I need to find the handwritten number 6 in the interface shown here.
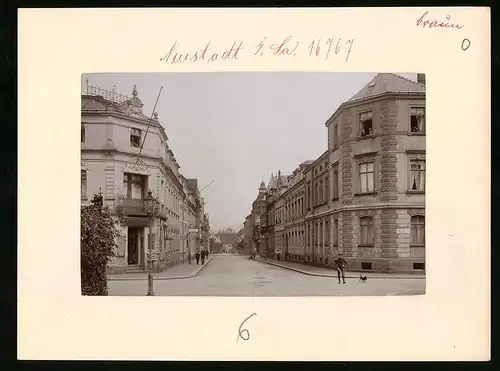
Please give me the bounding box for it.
[237,313,257,343]
[461,38,470,51]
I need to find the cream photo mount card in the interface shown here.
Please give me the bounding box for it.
[18,7,490,361]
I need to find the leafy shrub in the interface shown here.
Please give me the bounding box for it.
[81,193,118,295]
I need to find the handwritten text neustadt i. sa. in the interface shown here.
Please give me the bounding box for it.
[160,36,355,65]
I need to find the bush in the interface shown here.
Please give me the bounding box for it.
[81,193,119,295]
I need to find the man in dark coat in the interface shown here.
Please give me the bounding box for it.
[195,250,200,265]
[334,253,347,284]
[201,250,206,265]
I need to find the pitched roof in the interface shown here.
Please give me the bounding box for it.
[347,73,425,103]
[325,74,425,128]
[267,173,290,190]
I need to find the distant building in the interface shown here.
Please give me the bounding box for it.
[243,214,253,255]
[215,230,238,253]
[282,162,310,261]
[233,228,245,253]
[304,150,330,265]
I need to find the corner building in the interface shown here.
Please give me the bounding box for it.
[325,73,426,272]
[81,84,208,274]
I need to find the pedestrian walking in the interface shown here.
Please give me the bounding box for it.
[201,250,206,265]
[195,250,200,265]
[334,253,347,284]
[188,252,192,264]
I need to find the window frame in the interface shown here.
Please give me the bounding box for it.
[332,163,339,200]
[410,215,425,247]
[409,106,426,135]
[407,152,426,194]
[81,122,86,143]
[356,158,376,194]
[81,170,87,200]
[333,123,339,149]
[333,218,339,247]
[359,216,374,247]
[359,110,374,138]
[130,127,142,148]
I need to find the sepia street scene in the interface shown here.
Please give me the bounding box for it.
[81,72,426,297]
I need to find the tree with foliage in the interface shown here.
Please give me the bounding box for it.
[81,192,119,295]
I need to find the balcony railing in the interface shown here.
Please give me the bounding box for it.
[117,198,146,215]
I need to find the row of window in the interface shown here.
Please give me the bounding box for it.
[81,123,144,149]
[301,215,425,247]
[328,106,426,149]
[264,157,425,226]
[265,214,425,249]
[305,157,426,205]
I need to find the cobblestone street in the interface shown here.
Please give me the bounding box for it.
[108,254,425,296]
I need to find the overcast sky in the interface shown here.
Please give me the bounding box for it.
[83,72,416,231]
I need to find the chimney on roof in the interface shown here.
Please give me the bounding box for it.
[417,74,426,85]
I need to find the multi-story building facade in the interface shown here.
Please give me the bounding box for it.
[282,162,311,262]
[232,228,245,253]
[201,213,210,252]
[251,181,267,256]
[81,84,209,274]
[262,185,275,258]
[324,73,426,272]
[256,172,290,259]
[304,150,331,266]
[243,214,253,255]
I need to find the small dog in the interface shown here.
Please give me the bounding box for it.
[359,274,368,283]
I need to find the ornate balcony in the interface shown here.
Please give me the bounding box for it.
[117,198,146,215]
[115,197,170,220]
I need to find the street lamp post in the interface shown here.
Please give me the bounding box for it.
[144,190,156,297]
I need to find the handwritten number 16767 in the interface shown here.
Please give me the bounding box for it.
[309,38,354,62]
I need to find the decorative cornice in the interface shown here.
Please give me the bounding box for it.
[354,151,378,159]
[407,209,425,217]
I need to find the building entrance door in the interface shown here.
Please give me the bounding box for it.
[127,228,139,265]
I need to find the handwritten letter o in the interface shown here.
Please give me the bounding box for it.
[461,38,471,51]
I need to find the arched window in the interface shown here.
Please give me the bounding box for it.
[411,215,425,245]
[359,216,374,246]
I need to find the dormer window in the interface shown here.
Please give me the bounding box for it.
[130,128,142,148]
[359,111,373,137]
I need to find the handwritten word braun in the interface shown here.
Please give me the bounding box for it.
[160,41,244,64]
[255,36,355,62]
[416,11,464,29]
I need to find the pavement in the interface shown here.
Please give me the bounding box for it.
[107,254,426,296]
[107,255,213,281]
[254,257,426,280]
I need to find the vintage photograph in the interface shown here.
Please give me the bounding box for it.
[81,72,426,297]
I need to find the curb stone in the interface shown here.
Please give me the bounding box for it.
[254,258,425,280]
[108,256,213,281]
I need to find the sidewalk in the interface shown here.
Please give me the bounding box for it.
[254,258,425,280]
[108,256,213,281]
